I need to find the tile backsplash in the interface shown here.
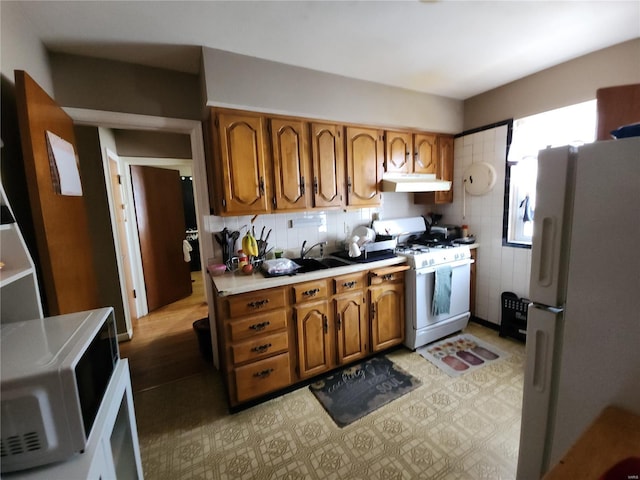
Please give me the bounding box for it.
[204,192,429,262]
[438,124,532,325]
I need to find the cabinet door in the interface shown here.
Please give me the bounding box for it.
[369,283,405,352]
[345,126,383,206]
[435,135,454,204]
[310,122,344,208]
[385,130,412,173]
[270,118,311,211]
[295,300,333,379]
[334,292,368,365]
[413,133,438,174]
[218,111,270,214]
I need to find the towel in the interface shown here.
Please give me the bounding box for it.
[183,239,193,262]
[432,265,452,316]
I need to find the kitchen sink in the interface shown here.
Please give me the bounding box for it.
[291,256,353,273]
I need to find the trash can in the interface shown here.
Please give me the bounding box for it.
[193,317,213,363]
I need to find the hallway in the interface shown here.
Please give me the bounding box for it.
[119,271,212,393]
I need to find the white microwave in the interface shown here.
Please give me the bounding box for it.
[0,307,119,473]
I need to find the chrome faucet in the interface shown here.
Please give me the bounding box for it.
[300,240,327,259]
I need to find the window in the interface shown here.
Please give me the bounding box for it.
[503,100,597,247]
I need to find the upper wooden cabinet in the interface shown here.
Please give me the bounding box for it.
[345,126,384,207]
[310,122,345,208]
[434,135,454,203]
[414,134,455,205]
[385,131,437,174]
[269,118,311,211]
[385,130,412,173]
[413,133,438,174]
[212,110,271,215]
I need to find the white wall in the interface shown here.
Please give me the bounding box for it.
[204,193,430,264]
[202,47,463,133]
[438,125,532,325]
[0,1,53,92]
[464,39,640,130]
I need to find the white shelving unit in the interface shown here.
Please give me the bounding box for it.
[0,182,43,322]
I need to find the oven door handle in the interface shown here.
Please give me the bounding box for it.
[415,258,472,275]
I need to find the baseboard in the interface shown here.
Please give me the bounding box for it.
[470,316,500,332]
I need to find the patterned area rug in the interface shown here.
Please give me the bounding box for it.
[417,333,510,377]
[309,356,422,427]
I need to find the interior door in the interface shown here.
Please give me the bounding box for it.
[130,165,191,312]
[14,70,100,315]
[107,152,137,321]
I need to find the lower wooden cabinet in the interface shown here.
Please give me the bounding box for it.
[214,264,407,407]
[334,291,368,365]
[369,266,408,352]
[294,299,333,379]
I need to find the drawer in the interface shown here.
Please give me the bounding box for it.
[231,331,289,364]
[369,265,410,285]
[234,352,291,402]
[292,279,328,303]
[227,287,286,318]
[333,272,366,294]
[228,309,287,342]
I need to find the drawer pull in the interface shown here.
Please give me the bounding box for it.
[248,299,270,309]
[342,281,357,289]
[253,368,274,378]
[251,343,272,353]
[382,274,393,281]
[302,288,320,297]
[249,321,271,331]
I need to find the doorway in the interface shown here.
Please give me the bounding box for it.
[67,108,216,362]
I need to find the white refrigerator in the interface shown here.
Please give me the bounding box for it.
[516,137,640,479]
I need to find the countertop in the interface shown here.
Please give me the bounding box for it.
[211,255,407,296]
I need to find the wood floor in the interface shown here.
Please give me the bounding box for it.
[119,271,212,393]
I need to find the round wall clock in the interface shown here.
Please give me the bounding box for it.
[463,162,497,195]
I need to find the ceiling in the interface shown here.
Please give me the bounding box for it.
[10,1,640,100]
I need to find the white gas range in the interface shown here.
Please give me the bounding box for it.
[372,217,473,349]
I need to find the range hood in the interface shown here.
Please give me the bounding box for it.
[381,173,451,193]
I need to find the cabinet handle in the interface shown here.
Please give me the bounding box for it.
[251,343,272,353]
[300,175,306,195]
[382,274,393,281]
[259,177,265,195]
[249,321,271,331]
[336,313,341,330]
[302,288,320,297]
[347,176,352,193]
[248,299,270,309]
[342,281,357,289]
[253,368,274,378]
[323,315,328,333]
[313,176,318,195]
[370,304,376,320]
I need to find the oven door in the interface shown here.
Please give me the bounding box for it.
[409,259,471,329]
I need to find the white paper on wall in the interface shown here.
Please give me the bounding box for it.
[45,130,83,196]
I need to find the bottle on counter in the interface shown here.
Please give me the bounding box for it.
[461,224,469,238]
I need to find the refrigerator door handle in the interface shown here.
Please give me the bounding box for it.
[537,217,556,287]
[532,328,548,392]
